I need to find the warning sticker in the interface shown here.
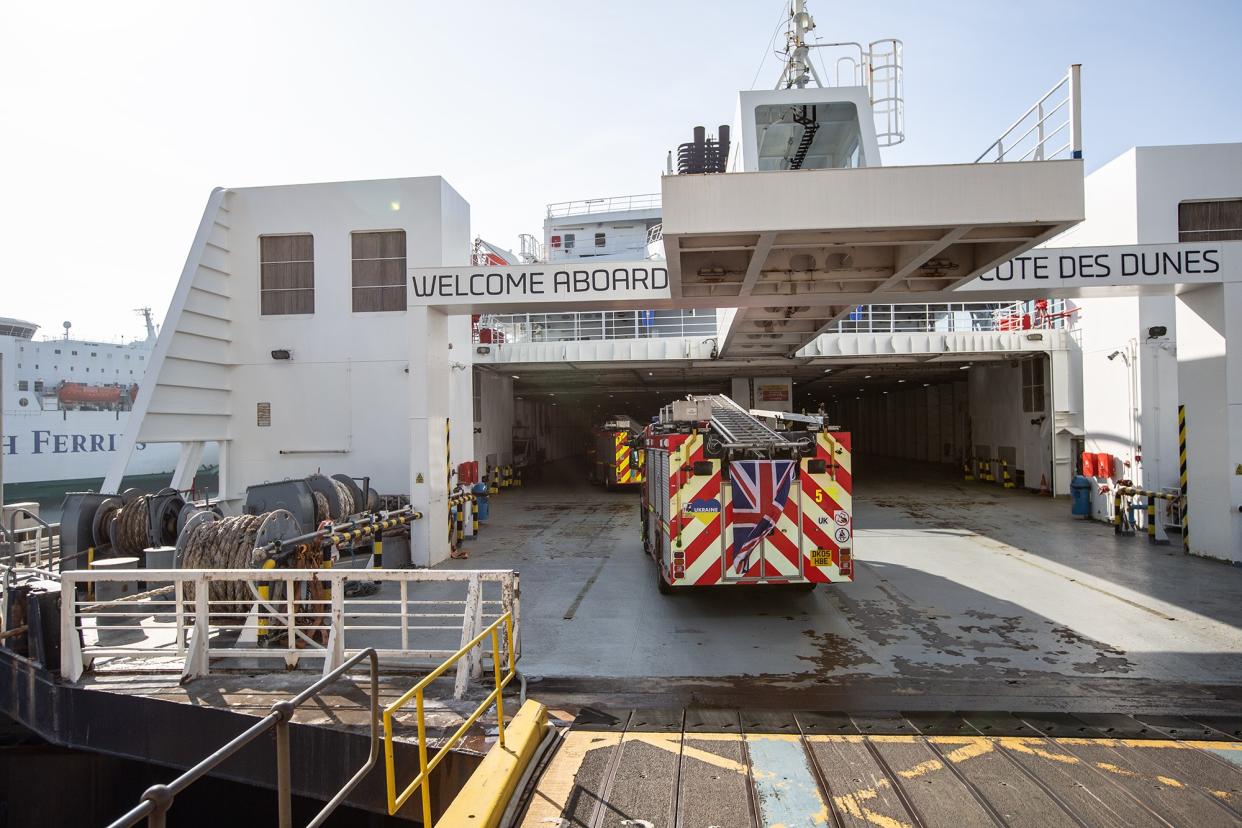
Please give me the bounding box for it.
[834,510,849,527]
[834,526,852,544]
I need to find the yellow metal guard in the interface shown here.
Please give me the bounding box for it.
[383,611,516,824]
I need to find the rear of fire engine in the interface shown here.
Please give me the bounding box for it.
[639,395,853,593]
[592,415,646,488]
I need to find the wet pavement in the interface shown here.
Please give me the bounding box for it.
[440,458,1242,715]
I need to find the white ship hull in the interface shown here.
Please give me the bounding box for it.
[2,407,193,487]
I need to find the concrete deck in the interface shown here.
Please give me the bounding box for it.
[442,458,1242,715]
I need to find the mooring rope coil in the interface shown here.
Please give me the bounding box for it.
[112,495,152,557]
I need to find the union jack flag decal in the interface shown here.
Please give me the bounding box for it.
[730,460,796,574]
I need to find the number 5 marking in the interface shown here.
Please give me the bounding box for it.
[814,488,823,503]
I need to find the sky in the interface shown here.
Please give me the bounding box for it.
[1,0,1240,342]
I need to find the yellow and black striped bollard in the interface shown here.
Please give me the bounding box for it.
[963,458,974,482]
[1179,404,1188,554]
[1001,460,1015,489]
[472,496,480,535]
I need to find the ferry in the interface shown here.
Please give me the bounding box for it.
[0,309,214,500]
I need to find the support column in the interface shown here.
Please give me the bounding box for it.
[169,441,205,492]
[409,307,451,567]
[1138,295,1180,493]
[1175,283,1242,563]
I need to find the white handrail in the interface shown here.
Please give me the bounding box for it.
[976,64,1081,163]
[546,193,661,218]
[59,567,520,698]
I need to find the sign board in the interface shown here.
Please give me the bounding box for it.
[959,243,1232,291]
[752,377,793,412]
[409,261,672,308]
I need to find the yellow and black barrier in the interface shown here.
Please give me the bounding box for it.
[1111,486,1179,543]
[968,457,1016,489]
[962,458,974,482]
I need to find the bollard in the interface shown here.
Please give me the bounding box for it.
[963,458,974,482]
[1001,460,1015,489]
[1146,496,1156,543]
[472,497,480,535]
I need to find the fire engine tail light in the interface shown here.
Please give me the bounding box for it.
[840,548,853,576]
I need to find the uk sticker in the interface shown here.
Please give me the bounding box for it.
[833,510,849,527]
[834,526,852,544]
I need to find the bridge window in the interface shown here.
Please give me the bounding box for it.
[1179,199,1242,241]
[595,232,606,248]
[564,233,575,251]
[351,230,406,312]
[17,380,28,391]
[260,234,316,315]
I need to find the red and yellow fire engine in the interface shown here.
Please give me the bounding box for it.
[639,396,853,592]
[592,415,646,488]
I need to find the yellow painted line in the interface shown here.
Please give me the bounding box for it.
[436,700,547,828]
[1183,740,1242,751]
[628,732,750,776]
[999,738,1080,765]
[1156,775,1184,788]
[896,758,943,780]
[805,734,866,743]
[867,735,920,743]
[520,731,622,826]
[1095,761,1137,777]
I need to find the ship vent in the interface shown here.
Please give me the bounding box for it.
[676,125,730,175]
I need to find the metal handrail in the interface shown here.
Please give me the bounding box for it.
[546,193,661,218]
[107,647,380,828]
[975,64,1081,163]
[383,611,515,823]
[6,509,57,570]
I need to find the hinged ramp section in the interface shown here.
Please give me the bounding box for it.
[511,710,1242,826]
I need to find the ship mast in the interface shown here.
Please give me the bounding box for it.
[777,1,822,89]
[135,306,157,342]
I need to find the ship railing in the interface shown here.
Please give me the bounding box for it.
[59,567,520,697]
[546,192,661,218]
[3,511,61,571]
[975,64,1082,163]
[475,309,718,344]
[826,300,1077,334]
[105,647,379,828]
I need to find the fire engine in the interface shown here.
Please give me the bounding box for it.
[591,415,646,488]
[639,395,854,593]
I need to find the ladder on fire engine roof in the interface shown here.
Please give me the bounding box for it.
[704,395,792,447]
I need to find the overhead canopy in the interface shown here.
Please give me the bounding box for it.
[661,159,1085,357]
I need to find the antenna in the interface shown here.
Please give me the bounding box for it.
[135,307,156,341]
[62,321,71,340]
[778,1,821,89]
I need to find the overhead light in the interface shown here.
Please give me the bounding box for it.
[511,374,520,379]
[648,371,654,376]
[959,365,970,370]
[864,375,872,379]
[823,368,833,373]
[897,379,905,383]
[389,201,401,211]
[923,383,930,387]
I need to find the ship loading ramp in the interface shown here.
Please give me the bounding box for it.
[463,706,1242,828]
